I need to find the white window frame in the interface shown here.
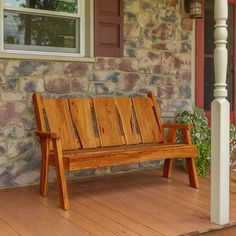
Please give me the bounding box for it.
[0,0,94,61]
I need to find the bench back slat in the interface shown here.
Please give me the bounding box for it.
[148,92,165,142]
[69,99,99,149]
[43,99,79,150]
[93,98,124,147]
[115,97,141,145]
[132,97,163,143]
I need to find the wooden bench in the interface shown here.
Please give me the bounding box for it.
[33,92,199,210]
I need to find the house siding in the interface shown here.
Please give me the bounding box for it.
[0,0,194,187]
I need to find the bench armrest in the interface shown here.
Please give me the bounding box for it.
[162,124,193,144]
[36,131,60,139]
[162,124,194,130]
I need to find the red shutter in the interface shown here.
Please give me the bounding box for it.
[94,0,123,57]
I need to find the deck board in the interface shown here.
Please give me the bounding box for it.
[0,168,236,236]
[0,218,20,236]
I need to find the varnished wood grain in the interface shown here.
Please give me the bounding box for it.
[69,99,98,148]
[22,187,139,236]
[33,92,198,210]
[0,218,19,236]
[39,137,50,196]
[132,97,163,143]
[43,99,78,150]
[93,98,124,147]
[0,189,91,236]
[163,125,176,178]
[72,177,207,234]
[52,138,69,210]
[148,92,165,141]
[0,169,236,236]
[115,97,141,144]
[32,92,46,131]
[65,144,197,171]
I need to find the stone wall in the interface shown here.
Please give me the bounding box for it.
[0,0,193,187]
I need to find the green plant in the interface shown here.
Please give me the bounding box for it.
[176,107,236,176]
[230,124,236,167]
[176,107,211,176]
[230,123,236,142]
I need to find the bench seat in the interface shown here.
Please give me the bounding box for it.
[48,143,197,171]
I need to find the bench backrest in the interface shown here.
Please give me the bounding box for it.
[33,92,165,150]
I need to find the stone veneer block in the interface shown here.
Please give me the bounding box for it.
[124,23,141,37]
[162,52,175,68]
[45,75,71,94]
[166,0,178,7]
[169,100,192,112]
[111,163,139,173]
[174,54,191,70]
[0,102,25,127]
[163,76,177,85]
[138,12,156,28]
[95,58,116,70]
[3,123,25,138]
[71,78,89,93]
[158,86,179,99]
[6,61,58,76]
[182,18,193,31]
[180,84,191,99]
[124,1,139,14]
[64,63,93,77]
[118,73,140,92]
[0,142,6,156]
[160,9,177,23]
[147,75,163,85]
[0,72,5,85]
[7,138,35,158]
[177,71,191,83]
[137,50,161,68]
[1,92,27,101]
[117,59,138,72]
[152,23,174,40]
[0,60,5,70]
[20,77,44,93]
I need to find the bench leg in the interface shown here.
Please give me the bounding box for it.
[40,139,50,197]
[163,159,173,178]
[52,139,69,210]
[186,157,199,188]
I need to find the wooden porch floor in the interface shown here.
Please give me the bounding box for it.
[1,168,236,236]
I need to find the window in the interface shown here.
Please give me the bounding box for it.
[0,0,123,60]
[0,0,94,58]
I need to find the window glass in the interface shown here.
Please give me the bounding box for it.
[204,57,214,111]
[4,12,79,52]
[5,0,78,14]
[204,1,214,55]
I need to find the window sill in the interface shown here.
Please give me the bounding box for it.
[0,51,95,63]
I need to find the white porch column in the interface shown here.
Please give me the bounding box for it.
[211,0,230,225]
